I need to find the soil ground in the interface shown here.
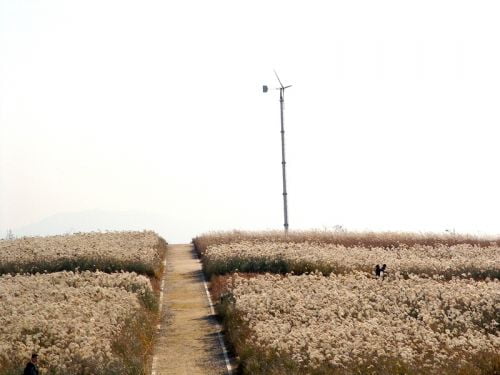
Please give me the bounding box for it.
[151,244,228,375]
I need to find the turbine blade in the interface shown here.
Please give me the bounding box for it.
[274,69,285,88]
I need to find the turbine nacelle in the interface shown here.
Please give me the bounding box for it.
[263,70,292,94]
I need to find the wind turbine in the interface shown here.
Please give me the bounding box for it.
[263,71,292,233]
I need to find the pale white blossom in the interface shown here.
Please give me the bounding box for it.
[226,272,499,373]
[0,231,162,275]
[0,271,153,373]
[205,241,500,278]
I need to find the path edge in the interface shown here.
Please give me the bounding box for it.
[200,260,233,375]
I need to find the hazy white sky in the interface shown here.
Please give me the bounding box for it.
[1,0,500,242]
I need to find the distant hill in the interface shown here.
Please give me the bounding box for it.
[7,209,177,240]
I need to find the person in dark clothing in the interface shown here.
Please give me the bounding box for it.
[23,353,39,375]
[374,264,381,278]
[380,264,387,279]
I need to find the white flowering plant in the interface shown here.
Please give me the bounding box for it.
[197,231,500,374]
[203,241,500,280]
[218,272,499,375]
[193,230,499,257]
[0,231,167,375]
[0,231,166,277]
[0,271,159,374]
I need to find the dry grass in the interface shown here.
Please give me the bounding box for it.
[199,231,500,374]
[115,236,166,375]
[215,273,500,375]
[110,236,166,375]
[0,233,168,375]
[0,232,168,277]
[209,273,260,304]
[0,272,161,375]
[202,241,500,279]
[193,230,500,257]
[110,292,159,375]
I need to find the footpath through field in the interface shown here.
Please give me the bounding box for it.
[151,244,230,375]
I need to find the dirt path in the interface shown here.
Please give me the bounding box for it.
[151,244,230,375]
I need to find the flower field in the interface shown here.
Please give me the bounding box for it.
[0,271,156,374]
[0,231,165,276]
[196,231,500,374]
[193,230,500,257]
[0,231,167,375]
[203,241,500,279]
[220,272,499,374]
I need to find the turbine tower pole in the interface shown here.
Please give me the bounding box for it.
[263,71,292,234]
[279,85,289,234]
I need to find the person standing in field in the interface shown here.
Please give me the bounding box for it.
[23,353,39,375]
[374,264,381,278]
[380,264,387,279]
